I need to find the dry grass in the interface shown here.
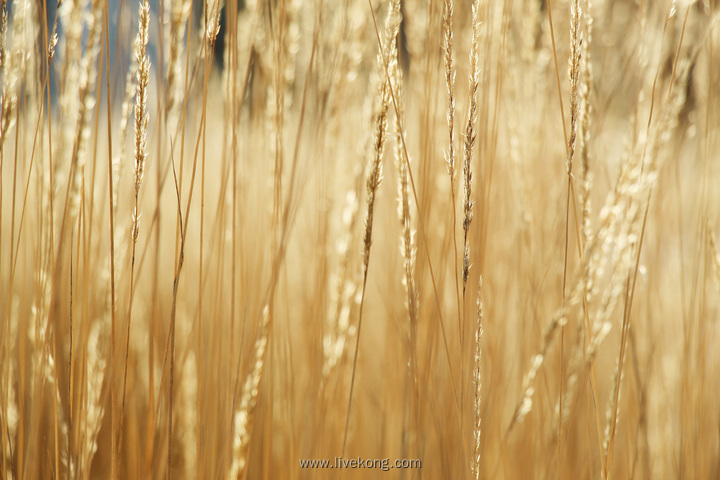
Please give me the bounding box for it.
[1,0,720,479]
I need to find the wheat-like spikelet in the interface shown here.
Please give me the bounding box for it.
[361,0,399,280]
[228,306,270,480]
[281,0,301,93]
[557,36,693,478]
[22,262,50,479]
[566,0,582,176]
[164,0,191,124]
[471,279,484,480]
[579,0,594,248]
[56,0,84,169]
[566,53,691,349]
[81,320,108,479]
[113,66,137,214]
[77,1,101,104]
[30,265,51,387]
[47,2,59,60]
[0,0,7,72]
[19,0,39,109]
[319,1,365,381]
[553,350,580,432]
[594,59,690,330]
[63,0,102,220]
[0,0,32,147]
[442,0,456,182]
[391,16,418,333]
[548,80,684,409]
[396,155,419,323]
[501,46,683,434]
[222,0,258,158]
[462,0,481,292]
[602,358,623,475]
[510,353,545,429]
[0,0,11,145]
[206,0,223,47]
[196,0,217,57]
[505,306,570,436]
[324,187,361,378]
[46,344,69,478]
[322,0,365,148]
[132,0,150,245]
[2,303,18,479]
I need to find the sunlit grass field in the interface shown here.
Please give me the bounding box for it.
[1,0,719,478]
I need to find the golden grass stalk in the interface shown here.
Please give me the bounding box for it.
[558,0,583,464]
[462,0,481,294]
[228,306,270,480]
[101,6,118,479]
[267,0,289,237]
[164,2,224,472]
[442,0,463,348]
[471,278,483,480]
[120,0,150,472]
[442,0,456,188]
[196,2,223,471]
[392,11,418,341]
[342,0,400,458]
[391,11,420,463]
[132,0,150,233]
[605,14,693,476]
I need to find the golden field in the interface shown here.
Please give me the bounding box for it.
[1,0,719,478]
